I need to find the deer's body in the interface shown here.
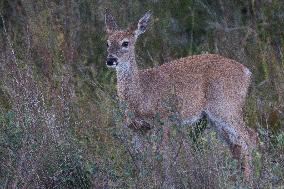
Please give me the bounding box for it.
[118,54,251,121]
[105,9,257,184]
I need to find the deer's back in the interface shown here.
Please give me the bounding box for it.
[137,54,251,118]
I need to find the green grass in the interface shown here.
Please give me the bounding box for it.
[0,0,284,188]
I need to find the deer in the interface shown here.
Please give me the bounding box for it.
[104,9,257,184]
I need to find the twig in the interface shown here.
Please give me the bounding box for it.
[189,4,195,55]
[0,13,23,87]
[1,14,18,66]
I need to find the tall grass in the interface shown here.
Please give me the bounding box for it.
[0,0,284,188]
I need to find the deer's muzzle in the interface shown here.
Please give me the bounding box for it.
[106,56,118,67]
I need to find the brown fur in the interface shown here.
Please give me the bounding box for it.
[105,10,257,183]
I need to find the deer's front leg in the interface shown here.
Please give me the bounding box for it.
[128,117,152,132]
[124,108,152,132]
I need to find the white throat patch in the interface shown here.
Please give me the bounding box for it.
[116,61,131,73]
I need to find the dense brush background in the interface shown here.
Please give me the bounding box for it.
[0,0,284,188]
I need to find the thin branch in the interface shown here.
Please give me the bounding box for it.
[1,14,18,66]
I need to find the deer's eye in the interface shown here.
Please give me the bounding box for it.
[122,41,129,48]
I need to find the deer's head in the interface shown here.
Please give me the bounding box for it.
[104,9,151,69]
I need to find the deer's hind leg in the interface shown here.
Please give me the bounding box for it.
[210,116,252,180]
[205,78,256,183]
[205,106,255,183]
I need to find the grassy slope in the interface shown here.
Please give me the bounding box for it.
[0,0,283,188]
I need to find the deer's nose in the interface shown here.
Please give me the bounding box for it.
[106,56,118,67]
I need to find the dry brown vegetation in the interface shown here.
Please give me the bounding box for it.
[0,0,283,188]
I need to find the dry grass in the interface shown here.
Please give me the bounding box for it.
[0,0,284,188]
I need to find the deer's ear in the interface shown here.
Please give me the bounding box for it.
[105,9,118,33]
[135,11,152,37]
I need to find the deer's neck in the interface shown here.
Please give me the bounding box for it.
[116,56,141,104]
